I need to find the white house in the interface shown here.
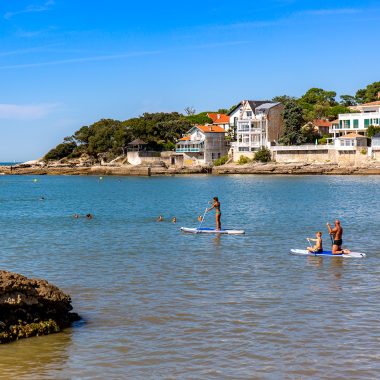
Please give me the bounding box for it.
[228,100,284,160]
[330,100,380,137]
[335,133,368,149]
[176,125,227,165]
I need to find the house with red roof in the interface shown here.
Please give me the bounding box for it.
[176,125,227,165]
[207,113,230,131]
[303,119,332,136]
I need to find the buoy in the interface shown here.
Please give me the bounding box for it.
[33,179,38,182]
[99,176,103,180]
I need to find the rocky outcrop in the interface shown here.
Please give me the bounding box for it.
[1,161,380,176]
[0,271,80,344]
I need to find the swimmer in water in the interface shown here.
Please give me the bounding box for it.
[172,217,177,223]
[157,215,163,222]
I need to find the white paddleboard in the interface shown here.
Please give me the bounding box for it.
[290,249,366,258]
[181,227,245,235]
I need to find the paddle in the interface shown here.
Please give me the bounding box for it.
[197,207,209,232]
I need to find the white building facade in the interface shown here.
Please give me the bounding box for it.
[176,125,227,165]
[228,100,284,160]
[330,101,380,137]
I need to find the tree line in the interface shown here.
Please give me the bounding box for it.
[276,81,380,145]
[45,82,380,159]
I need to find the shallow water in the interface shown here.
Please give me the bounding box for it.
[0,175,379,379]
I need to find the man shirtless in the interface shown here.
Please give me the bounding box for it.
[326,220,350,254]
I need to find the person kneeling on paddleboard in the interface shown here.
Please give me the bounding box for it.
[307,231,323,253]
[207,197,221,231]
[327,220,350,254]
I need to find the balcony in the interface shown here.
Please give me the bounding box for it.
[176,146,204,153]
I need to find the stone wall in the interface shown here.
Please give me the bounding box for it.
[273,147,372,166]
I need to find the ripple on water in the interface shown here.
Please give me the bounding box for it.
[0,175,379,379]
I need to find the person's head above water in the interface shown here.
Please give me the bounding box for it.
[335,220,340,226]
[213,196,218,202]
[316,231,322,237]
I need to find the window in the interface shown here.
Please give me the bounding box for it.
[353,119,359,128]
[339,120,343,129]
[343,120,350,128]
[364,119,370,127]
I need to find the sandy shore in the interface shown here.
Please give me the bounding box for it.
[1,162,380,176]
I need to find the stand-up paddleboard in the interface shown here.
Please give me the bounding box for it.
[290,249,366,258]
[181,227,245,235]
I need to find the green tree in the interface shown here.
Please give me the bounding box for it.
[44,142,77,160]
[279,100,305,145]
[300,88,337,106]
[272,95,297,107]
[367,125,380,138]
[301,123,319,144]
[326,105,353,120]
[355,81,380,103]
[340,95,357,107]
[184,112,213,125]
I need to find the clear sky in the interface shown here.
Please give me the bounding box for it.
[0,0,379,161]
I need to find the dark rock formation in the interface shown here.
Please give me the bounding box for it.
[0,270,80,344]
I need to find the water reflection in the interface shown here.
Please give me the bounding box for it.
[0,329,72,379]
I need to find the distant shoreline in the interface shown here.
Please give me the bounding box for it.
[2,162,380,176]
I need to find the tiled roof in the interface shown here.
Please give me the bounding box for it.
[207,113,230,124]
[227,100,273,116]
[361,100,380,106]
[197,125,226,133]
[179,136,191,141]
[331,119,339,124]
[338,133,367,139]
[313,119,332,127]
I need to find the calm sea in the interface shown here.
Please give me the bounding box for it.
[0,175,379,379]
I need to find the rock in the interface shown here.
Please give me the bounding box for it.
[0,270,80,344]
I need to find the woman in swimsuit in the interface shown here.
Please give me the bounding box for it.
[208,197,221,230]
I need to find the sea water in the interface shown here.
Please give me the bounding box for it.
[0,175,379,379]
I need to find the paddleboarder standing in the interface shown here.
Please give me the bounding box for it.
[208,197,221,230]
[327,220,350,254]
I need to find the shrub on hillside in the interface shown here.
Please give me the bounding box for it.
[237,155,251,165]
[254,148,272,163]
[213,155,228,166]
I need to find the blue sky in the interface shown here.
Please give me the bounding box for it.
[0,0,379,161]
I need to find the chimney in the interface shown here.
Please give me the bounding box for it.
[217,114,220,119]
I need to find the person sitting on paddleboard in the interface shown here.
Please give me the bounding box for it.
[307,231,323,253]
[327,220,350,254]
[207,196,221,230]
